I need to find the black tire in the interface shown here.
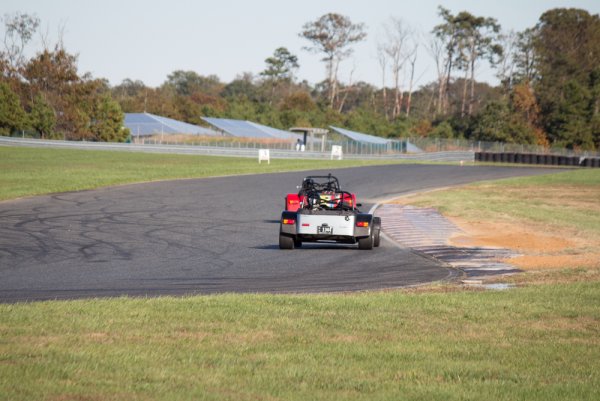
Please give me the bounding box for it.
[358,234,373,250]
[294,238,302,248]
[373,227,381,247]
[373,217,381,247]
[279,235,294,250]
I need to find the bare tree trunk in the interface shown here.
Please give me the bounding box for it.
[337,68,355,113]
[460,68,469,118]
[269,80,276,106]
[428,84,436,119]
[428,37,449,116]
[437,77,445,115]
[391,61,403,119]
[377,45,389,120]
[467,40,477,117]
[406,87,413,117]
[468,58,476,116]
[383,17,408,119]
[331,58,341,107]
[497,30,516,97]
[393,81,403,119]
[327,57,336,107]
[382,87,388,119]
[406,45,418,117]
[337,89,347,113]
[444,52,453,115]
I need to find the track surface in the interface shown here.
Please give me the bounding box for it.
[0,165,556,302]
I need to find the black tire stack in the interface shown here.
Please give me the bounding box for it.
[475,152,599,168]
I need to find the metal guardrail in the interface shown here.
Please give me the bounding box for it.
[0,137,474,162]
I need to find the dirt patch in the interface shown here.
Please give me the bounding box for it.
[447,217,600,270]
[448,219,576,252]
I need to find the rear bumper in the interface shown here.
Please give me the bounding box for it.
[280,231,370,243]
[296,234,361,243]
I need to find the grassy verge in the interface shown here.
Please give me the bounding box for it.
[0,146,405,201]
[1,281,599,401]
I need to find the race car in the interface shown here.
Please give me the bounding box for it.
[279,174,381,250]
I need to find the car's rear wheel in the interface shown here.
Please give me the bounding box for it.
[358,234,373,250]
[279,234,295,250]
[373,228,381,247]
[373,217,381,247]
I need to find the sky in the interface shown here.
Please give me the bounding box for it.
[2,0,599,89]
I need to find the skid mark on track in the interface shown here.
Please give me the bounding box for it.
[376,204,521,278]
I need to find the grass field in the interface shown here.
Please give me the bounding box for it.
[0,146,409,201]
[2,147,599,400]
[1,278,599,401]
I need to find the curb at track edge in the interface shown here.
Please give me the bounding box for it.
[368,202,464,286]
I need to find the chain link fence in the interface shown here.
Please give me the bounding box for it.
[133,134,599,158]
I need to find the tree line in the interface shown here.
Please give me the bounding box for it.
[1,7,599,150]
[0,13,127,141]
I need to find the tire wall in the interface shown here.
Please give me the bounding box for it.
[475,152,600,168]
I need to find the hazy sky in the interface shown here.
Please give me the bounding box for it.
[3,0,599,89]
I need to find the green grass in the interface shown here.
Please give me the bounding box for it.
[482,168,600,186]
[403,169,600,237]
[0,146,407,201]
[1,281,599,400]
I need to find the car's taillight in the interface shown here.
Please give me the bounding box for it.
[356,221,369,227]
[282,218,295,225]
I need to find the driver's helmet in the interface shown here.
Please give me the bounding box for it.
[320,192,341,209]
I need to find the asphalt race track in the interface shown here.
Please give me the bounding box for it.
[0,164,557,302]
